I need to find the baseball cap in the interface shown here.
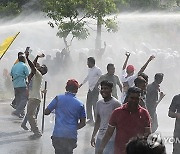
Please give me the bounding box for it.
[66,79,79,89]
[127,65,135,72]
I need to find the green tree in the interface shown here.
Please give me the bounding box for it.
[41,0,90,50]
[85,0,118,49]
[41,0,118,50]
[0,2,20,17]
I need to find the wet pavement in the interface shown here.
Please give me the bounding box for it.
[0,97,174,154]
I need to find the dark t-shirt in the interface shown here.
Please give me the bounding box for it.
[146,82,159,117]
[169,94,180,137]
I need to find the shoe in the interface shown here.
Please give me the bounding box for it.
[10,103,16,109]
[12,111,23,119]
[21,124,29,130]
[29,133,42,140]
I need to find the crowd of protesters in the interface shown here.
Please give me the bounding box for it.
[1,45,180,154]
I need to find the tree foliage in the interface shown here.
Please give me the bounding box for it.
[0,2,20,17]
[41,0,119,48]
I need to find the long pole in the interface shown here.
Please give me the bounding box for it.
[41,81,47,134]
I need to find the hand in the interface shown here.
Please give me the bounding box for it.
[125,51,130,57]
[41,89,47,94]
[90,137,96,147]
[38,53,45,58]
[149,55,155,61]
[159,92,165,100]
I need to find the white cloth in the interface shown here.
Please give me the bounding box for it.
[29,69,42,100]
[120,69,138,87]
[96,97,121,140]
[120,69,138,103]
[82,66,102,91]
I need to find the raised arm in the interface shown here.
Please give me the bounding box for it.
[25,51,36,76]
[122,52,130,70]
[138,55,155,75]
[33,53,45,66]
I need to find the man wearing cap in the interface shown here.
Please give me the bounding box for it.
[146,73,165,132]
[121,52,155,103]
[11,52,29,118]
[45,79,86,154]
[79,57,102,124]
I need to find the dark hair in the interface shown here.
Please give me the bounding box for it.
[88,57,95,65]
[139,73,148,83]
[40,64,48,75]
[18,52,23,56]
[100,80,113,89]
[18,55,25,62]
[134,76,146,86]
[155,73,164,81]
[107,63,114,70]
[126,136,166,154]
[127,87,141,97]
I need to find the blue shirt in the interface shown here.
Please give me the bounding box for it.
[47,92,86,140]
[10,62,29,88]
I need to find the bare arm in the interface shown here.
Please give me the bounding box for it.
[122,52,130,70]
[138,55,155,75]
[25,52,36,75]
[91,114,101,147]
[117,77,122,92]
[98,125,115,154]
[78,117,86,130]
[33,53,45,66]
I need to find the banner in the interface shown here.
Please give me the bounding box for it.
[0,32,20,60]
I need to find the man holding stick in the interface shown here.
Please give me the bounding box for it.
[24,50,48,139]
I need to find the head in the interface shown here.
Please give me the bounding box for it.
[127,87,141,108]
[139,72,149,84]
[65,79,79,94]
[134,76,147,91]
[107,63,115,75]
[38,64,48,75]
[56,51,61,58]
[18,54,26,63]
[87,57,95,68]
[126,136,166,154]
[154,73,164,84]
[100,80,113,99]
[126,65,135,75]
[18,52,23,57]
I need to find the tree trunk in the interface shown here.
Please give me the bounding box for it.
[95,16,102,50]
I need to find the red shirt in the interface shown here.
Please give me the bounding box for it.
[109,103,151,154]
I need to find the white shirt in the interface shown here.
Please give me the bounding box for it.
[120,69,138,87]
[82,66,102,91]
